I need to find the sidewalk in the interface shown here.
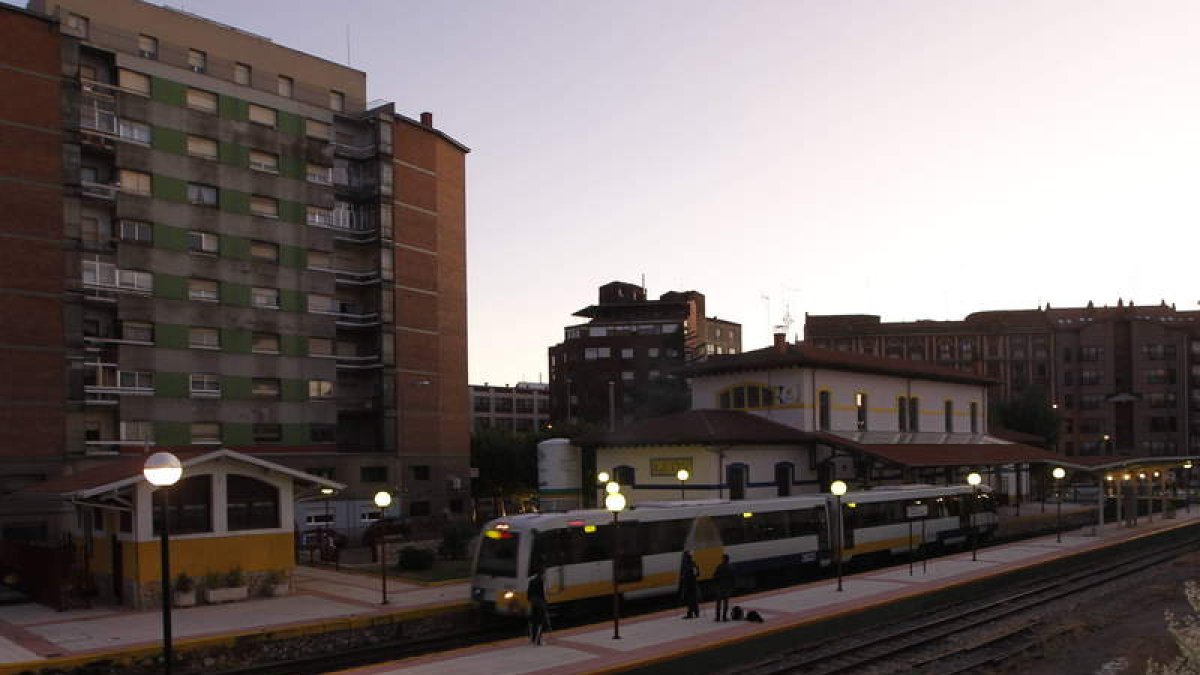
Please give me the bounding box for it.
[0,564,470,672]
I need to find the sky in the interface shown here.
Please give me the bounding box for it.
[23,1,1200,385]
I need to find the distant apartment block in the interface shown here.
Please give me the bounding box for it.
[549,281,741,427]
[806,300,1200,458]
[470,383,551,433]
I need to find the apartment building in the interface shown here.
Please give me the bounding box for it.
[806,301,1200,459]
[470,382,551,433]
[548,281,741,427]
[2,0,470,537]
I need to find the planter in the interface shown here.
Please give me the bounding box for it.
[268,583,289,597]
[173,590,196,608]
[204,586,248,604]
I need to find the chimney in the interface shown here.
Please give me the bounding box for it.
[420,111,433,127]
[773,332,787,353]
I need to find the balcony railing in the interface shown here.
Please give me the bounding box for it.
[336,353,384,370]
[334,311,381,328]
[334,142,378,160]
[81,181,118,200]
[334,268,382,286]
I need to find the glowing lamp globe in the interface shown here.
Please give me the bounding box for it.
[605,481,620,495]
[967,472,982,487]
[604,491,626,513]
[143,452,182,487]
[830,480,847,497]
[1052,467,1066,480]
[676,469,690,482]
[373,491,392,509]
[597,471,611,484]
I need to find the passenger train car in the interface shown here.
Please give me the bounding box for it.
[470,484,996,616]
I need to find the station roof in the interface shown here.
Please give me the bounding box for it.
[1054,455,1200,473]
[859,443,1063,468]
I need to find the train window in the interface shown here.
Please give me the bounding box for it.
[476,532,520,577]
[714,514,745,545]
[531,529,567,569]
[640,519,689,556]
[748,510,790,541]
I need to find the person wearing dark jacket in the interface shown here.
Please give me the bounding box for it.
[679,551,701,619]
[712,554,734,621]
[527,570,550,645]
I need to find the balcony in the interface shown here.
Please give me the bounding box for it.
[334,268,381,286]
[336,353,383,370]
[81,181,118,201]
[334,309,381,328]
[333,142,378,160]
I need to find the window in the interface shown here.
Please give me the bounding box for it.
[186,135,218,160]
[118,69,150,95]
[583,347,611,360]
[119,371,153,389]
[118,120,151,144]
[361,466,387,483]
[330,90,345,112]
[119,169,151,195]
[308,337,333,356]
[189,279,218,302]
[717,384,775,410]
[309,379,334,398]
[307,294,336,313]
[250,241,278,262]
[64,13,89,38]
[252,333,279,354]
[306,119,331,140]
[252,423,282,443]
[648,347,660,358]
[188,230,219,254]
[250,195,278,218]
[187,183,217,206]
[82,260,114,287]
[186,88,217,113]
[187,49,207,73]
[277,75,293,97]
[855,392,868,431]
[306,164,332,185]
[122,321,153,343]
[116,270,152,292]
[970,402,979,433]
[613,466,635,487]
[191,422,220,444]
[1080,346,1105,362]
[233,62,251,85]
[775,463,794,498]
[306,206,332,227]
[898,397,909,432]
[252,287,279,309]
[412,465,431,481]
[621,371,634,381]
[119,220,152,243]
[248,104,276,127]
[227,475,279,530]
[189,327,219,349]
[818,390,831,430]
[120,421,154,442]
[153,475,211,535]
[621,348,634,359]
[252,378,280,398]
[249,150,278,173]
[190,374,220,397]
[945,400,954,433]
[909,396,920,431]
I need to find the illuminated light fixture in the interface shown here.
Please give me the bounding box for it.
[847,502,857,509]
[373,491,392,509]
[583,524,597,533]
[967,472,982,487]
[1124,473,1132,480]
[1106,475,1114,481]
[1052,467,1066,480]
[1139,473,1147,480]
[597,471,611,483]
[1185,461,1194,469]
[605,481,620,495]
[1154,471,1160,478]
[502,590,515,600]
[495,522,510,530]
[830,480,847,497]
[143,452,182,487]
[741,512,753,519]
[567,520,586,527]
[484,530,501,539]
[676,469,690,482]
[320,487,334,496]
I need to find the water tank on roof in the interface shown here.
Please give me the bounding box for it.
[537,438,581,512]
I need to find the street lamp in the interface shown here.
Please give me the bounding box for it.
[373,490,392,605]
[605,489,627,640]
[1052,467,1066,543]
[144,451,182,675]
[676,469,690,500]
[1185,461,1193,514]
[830,480,847,592]
[967,472,982,561]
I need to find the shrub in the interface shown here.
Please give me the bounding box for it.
[174,573,195,593]
[262,569,285,586]
[202,571,224,589]
[225,566,245,588]
[397,546,435,571]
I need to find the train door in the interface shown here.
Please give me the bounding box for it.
[685,515,723,578]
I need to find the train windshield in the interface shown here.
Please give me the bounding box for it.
[476,532,520,577]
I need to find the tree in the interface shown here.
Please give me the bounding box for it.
[991,385,1061,448]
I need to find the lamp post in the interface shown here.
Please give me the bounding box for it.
[830,480,847,592]
[144,452,182,675]
[1052,467,1066,543]
[1140,473,1151,523]
[676,469,690,500]
[967,472,982,561]
[373,490,392,604]
[1185,461,1193,514]
[605,488,627,640]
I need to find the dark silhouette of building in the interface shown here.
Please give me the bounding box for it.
[548,281,740,428]
[805,300,1200,458]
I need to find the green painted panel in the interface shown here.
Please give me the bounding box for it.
[153,273,187,300]
[221,376,252,400]
[282,424,309,445]
[221,235,251,261]
[151,127,186,155]
[279,334,307,356]
[218,141,248,167]
[153,422,190,446]
[153,223,189,252]
[281,379,308,402]
[220,282,250,307]
[279,288,306,313]
[151,78,186,106]
[222,423,253,446]
[277,110,304,136]
[219,189,250,214]
[279,245,306,269]
[220,328,252,354]
[155,323,189,350]
[278,200,306,224]
[155,372,189,398]
[279,155,305,180]
[152,175,187,203]
[218,95,248,121]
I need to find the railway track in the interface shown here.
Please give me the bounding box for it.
[719,533,1200,675]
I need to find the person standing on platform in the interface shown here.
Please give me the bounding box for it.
[713,554,734,622]
[679,550,701,619]
[527,569,550,645]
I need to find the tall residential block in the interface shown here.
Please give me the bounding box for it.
[1,0,470,538]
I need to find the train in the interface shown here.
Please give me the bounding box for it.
[470,484,997,616]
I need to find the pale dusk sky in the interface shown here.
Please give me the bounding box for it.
[24,1,1200,384]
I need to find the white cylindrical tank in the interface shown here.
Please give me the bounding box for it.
[537,438,582,512]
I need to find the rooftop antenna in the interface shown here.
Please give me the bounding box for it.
[640,273,646,293]
[345,24,351,66]
[775,303,795,342]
